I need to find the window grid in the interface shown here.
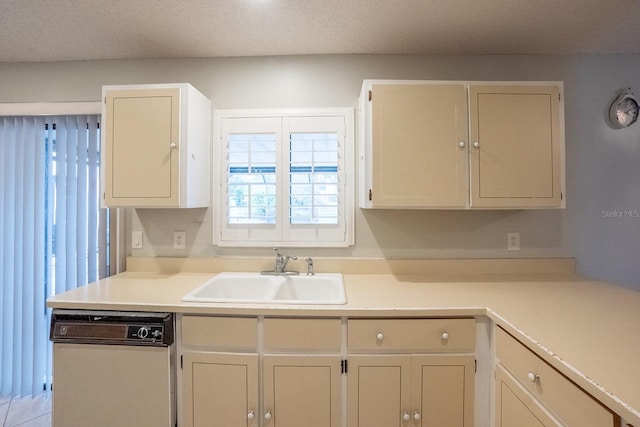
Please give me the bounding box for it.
[289,132,340,225]
[227,133,277,224]
[215,110,353,247]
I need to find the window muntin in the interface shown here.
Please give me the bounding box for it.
[215,110,354,247]
[289,132,339,225]
[227,133,277,224]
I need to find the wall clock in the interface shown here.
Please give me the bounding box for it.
[609,88,639,129]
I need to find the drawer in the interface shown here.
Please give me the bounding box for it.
[495,364,561,426]
[496,327,616,427]
[263,318,341,352]
[347,318,475,352]
[181,316,257,349]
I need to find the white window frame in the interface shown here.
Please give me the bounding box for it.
[213,108,355,247]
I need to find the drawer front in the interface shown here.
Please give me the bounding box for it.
[348,318,475,352]
[181,316,257,349]
[495,364,561,427]
[263,318,342,352]
[496,327,615,427]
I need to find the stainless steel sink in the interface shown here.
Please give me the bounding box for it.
[181,272,346,305]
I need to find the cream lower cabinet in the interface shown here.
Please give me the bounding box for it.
[183,352,259,426]
[262,355,342,427]
[495,365,559,427]
[179,316,342,427]
[348,354,474,427]
[495,326,618,427]
[347,318,476,427]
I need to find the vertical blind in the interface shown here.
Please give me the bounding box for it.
[0,114,106,398]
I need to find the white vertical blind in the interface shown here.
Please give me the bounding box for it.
[0,114,105,398]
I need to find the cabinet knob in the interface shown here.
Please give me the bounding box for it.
[376,332,384,341]
[264,411,273,420]
[441,332,449,340]
[414,412,422,421]
[403,411,411,421]
[458,141,466,148]
[248,411,255,420]
[527,371,540,383]
[170,142,177,150]
[473,141,480,148]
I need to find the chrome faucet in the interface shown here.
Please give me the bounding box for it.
[306,257,314,276]
[261,248,299,276]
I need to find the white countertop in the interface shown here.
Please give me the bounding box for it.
[46,258,640,425]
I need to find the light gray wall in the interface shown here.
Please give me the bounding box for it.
[0,55,638,289]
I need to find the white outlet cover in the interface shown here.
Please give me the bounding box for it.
[174,231,186,250]
[507,232,520,251]
[132,231,143,249]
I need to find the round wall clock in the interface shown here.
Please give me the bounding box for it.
[609,88,639,129]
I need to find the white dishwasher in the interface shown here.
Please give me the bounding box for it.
[50,309,175,427]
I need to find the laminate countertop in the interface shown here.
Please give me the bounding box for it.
[47,258,640,425]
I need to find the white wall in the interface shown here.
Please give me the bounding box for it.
[0,54,638,289]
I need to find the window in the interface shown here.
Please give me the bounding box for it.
[214,110,354,247]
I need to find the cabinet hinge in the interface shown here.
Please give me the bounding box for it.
[368,189,372,201]
[561,192,563,201]
[475,359,477,373]
[368,90,372,102]
[341,359,348,374]
[180,355,183,370]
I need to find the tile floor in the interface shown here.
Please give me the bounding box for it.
[0,392,51,427]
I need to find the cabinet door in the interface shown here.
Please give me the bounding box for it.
[182,352,259,427]
[104,87,180,206]
[370,84,468,208]
[263,355,342,427]
[347,355,412,427]
[495,365,561,427]
[469,85,563,208]
[412,355,475,427]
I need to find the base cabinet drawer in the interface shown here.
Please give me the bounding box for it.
[348,318,475,352]
[264,318,341,352]
[495,327,617,427]
[181,316,257,349]
[496,365,561,427]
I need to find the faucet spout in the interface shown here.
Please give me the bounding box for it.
[261,248,299,276]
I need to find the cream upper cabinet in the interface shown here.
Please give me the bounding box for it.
[102,83,211,208]
[360,83,469,208]
[359,80,565,209]
[469,85,563,208]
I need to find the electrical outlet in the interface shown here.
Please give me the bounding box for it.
[507,232,520,251]
[173,231,186,250]
[132,231,143,249]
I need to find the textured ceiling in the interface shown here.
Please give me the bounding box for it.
[1,0,640,62]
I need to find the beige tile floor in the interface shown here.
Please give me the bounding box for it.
[0,392,51,427]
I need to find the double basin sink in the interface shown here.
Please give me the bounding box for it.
[182,272,346,305]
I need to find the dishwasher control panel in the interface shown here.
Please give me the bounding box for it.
[127,325,165,342]
[50,310,174,346]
